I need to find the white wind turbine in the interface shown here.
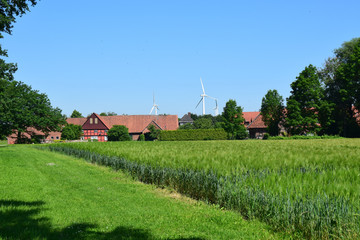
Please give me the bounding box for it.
[195,78,219,115]
[149,93,159,115]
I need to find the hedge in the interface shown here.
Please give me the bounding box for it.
[159,129,227,141]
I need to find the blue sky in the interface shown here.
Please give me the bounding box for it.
[2,0,360,117]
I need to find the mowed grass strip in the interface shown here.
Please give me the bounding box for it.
[0,146,286,240]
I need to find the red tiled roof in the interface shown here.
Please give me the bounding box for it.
[243,112,260,123]
[247,114,266,129]
[66,118,87,126]
[99,115,178,133]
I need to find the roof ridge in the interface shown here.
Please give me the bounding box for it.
[247,112,261,128]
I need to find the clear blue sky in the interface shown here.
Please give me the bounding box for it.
[3,0,360,117]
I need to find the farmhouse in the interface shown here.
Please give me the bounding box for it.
[243,112,267,139]
[7,113,179,143]
[179,112,194,126]
[69,113,179,141]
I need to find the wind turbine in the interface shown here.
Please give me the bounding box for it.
[195,78,218,115]
[149,93,159,115]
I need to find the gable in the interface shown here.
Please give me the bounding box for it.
[82,113,109,130]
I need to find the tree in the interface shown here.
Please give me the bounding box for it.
[145,124,161,141]
[0,80,66,141]
[221,99,247,139]
[107,125,131,141]
[193,118,213,129]
[260,89,284,136]
[285,65,323,135]
[61,124,82,140]
[70,110,83,118]
[100,112,117,116]
[319,38,360,137]
[0,1,37,82]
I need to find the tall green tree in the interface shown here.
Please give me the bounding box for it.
[70,110,83,118]
[285,65,323,135]
[260,89,284,136]
[319,38,360,137]
[0,80,66,141]
[222,99,247,139]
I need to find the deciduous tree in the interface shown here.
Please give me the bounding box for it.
[260,89,284,136]
[61,124,82,140]
[70,110,83,118]
[285,65,322,135]
[222,99,247,139]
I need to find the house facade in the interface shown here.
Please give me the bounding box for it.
[243,111,267,139]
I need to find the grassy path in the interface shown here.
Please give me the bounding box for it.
[0,146,287,239]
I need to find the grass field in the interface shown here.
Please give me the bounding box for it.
[44,139,360,239]
[0,145,287,240]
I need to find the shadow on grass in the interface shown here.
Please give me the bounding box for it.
[0,199,204,240]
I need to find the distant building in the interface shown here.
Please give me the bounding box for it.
[8,113,179,143]
[243,112,267,139]
[179,112,194,126]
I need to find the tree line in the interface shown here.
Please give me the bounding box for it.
[261,38,360,138]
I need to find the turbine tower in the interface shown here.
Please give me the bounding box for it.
[195,78,218,115]
[149,93,159,115]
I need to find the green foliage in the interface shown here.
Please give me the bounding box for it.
[138,134,145,141]
[260,89,284,136]
[70,109,83,118]
[222,99,247,139]
[0,1,37,82]
[159,129,227,141]
[319,38,360,137]
[263,133,270,140]
[100,111,117,116]
[0,80,66,140]
[285,65,323,135]
[178,123,194,130]
[61,124,82,140]
[107,125,131,141]
[145,124,161,141]
[193,118,213,129]
[43,139,360,239]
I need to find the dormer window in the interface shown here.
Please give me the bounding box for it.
[95,118,98,124]
[90,118,93,124]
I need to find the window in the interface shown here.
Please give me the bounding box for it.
[51,136,54,139]
[95,118,98,124]
[90,118,93,124]
[94,130,98,134]
[56,136,59,139]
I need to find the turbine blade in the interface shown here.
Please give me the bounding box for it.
[149,106,154,114]
[195,98,203,108]
[200,77,205,94]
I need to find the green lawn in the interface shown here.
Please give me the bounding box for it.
[0,145,287,240]
[0,140,7,145]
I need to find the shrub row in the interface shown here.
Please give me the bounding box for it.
[39,145,359,239]
[159,129,227,141]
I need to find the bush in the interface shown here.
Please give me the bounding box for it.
[159,129,227,141]
[138,134,145,141]
[263,133,270,140]
[107,125,131,141]
[61,124,82,140]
